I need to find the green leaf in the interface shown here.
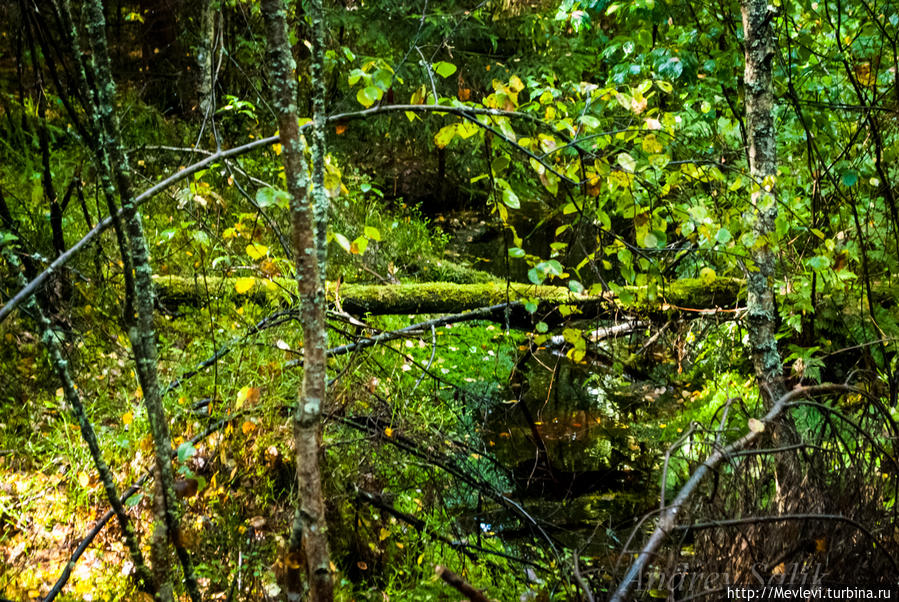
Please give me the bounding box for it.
[715,227,732,244]
[641,231,658,248]
[364,226,381,241]
[502,187,521,209]
[177,442,197,463]
[356,86,382,108]
[508,247,525,258]
[372,68,393,90]
[535,321,548,333]
[256,187,290,209]
[193,231,210,247]
[807,255,831,271]
[348,68,365,86]
[841,170,858,187]
[568,280,585,293]
[432,61,457,78]
[334,232,351,253]
[617,152,636,173]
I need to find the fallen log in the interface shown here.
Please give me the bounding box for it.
[152,274,744,319]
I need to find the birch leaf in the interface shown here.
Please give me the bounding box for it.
[246,243,269,260]
[234,277,256,293]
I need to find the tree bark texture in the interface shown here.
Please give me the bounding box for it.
[5,252,153,595]
[742,0,785,404]
[259,0,334,599]
[742,0,806,520]
[78,1,201,599]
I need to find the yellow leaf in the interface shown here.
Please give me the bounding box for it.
[246,243,269,260]
[235,386,261,409]
[379,527,390,541]
[417,553,425,566]
[78,472,90,488]
[273,143,282,155]
[241,421,256,435]
[234,277,256,294]
[384,427,393,438]
[122,412,133,426]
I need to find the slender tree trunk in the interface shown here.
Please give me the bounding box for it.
[742,0,804,517]
[742,0,784,403]
[77,1,201,600]
[741,0,779,364]
[260,0,334,599]
[192,0,217,117]
[4,250,154,595]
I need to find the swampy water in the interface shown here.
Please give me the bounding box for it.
[476,341,669,553]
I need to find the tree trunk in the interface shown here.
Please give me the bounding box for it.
[741,0,804,517]
[259,0,334,599]
[4,249,154,595]
[742,0,784,403]
[78,1,201,600]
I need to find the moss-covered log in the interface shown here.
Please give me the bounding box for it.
[153,274,743,318]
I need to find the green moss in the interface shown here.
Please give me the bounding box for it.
[620,277,744,311]
[152,275,748,318]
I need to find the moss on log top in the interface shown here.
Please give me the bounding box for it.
[153,274,743,317]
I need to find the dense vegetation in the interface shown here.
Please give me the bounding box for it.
[2,0,899,600]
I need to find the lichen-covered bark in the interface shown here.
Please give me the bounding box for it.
[742,0,802,518]
[78,1,200,600]
[260,0,334,599]
[5,251,153,594]
[190,0,217,117]
[742,0,786,404]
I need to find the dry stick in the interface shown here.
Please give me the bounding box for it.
[675,513,898,572]
[324,302,519,359]
[609,384,851,602]
[354,488,547,571]
[435,565,489,602]
[410,324,437,392]
[42,475,150,602]
[0,103,602,325]
[572,553,595,602]
[338,415,561,563]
